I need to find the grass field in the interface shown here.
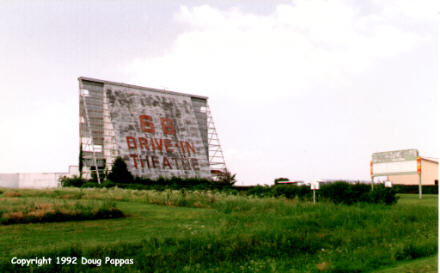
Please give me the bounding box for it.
[0,188,437,272]
[372,255,437,273]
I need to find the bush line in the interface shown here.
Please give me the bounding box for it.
[60,177,399,205]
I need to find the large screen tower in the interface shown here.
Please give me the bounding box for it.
[79,77,226,181]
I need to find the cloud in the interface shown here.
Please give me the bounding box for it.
[125,0,436,184]
[127,0,432,102]
[371,0,438,23]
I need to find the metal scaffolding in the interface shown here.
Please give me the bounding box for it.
[206,104,227,175]
[79,88,101,183]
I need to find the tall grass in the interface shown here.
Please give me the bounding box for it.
[2,187,266,209]
[0,188,436,272]
[0,197,123,224]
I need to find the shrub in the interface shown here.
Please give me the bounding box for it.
[319,182,398,205]
[80,181,101,188]
[60,175,236,191]
[59,176,86,187]
[320,182,350,204]
[368,184,399,205]
[100,180,117,188]
[320,182,370,205]
[272,185,297,199]
[393,185,438,194]
[108,157,134,183]
[350,183,371,201]
[296,185,312,200]
[216,170,237,186]
[246,185,272,197]
[243,182,398,205]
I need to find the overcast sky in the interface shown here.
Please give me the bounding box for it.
[0,0,438,185]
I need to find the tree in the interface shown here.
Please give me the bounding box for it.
[79,144,83,179]
[217,170,237,186]
[108,157,134,183]
[274,177,289,185]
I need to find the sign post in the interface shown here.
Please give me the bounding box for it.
[310,182,320,204]
[371,149,421,197]
[417,156,422,199]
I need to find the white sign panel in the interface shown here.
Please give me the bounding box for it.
[373,160,417,176]
[371,149,419,177]
[310,182,320,190]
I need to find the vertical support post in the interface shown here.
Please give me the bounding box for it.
[313,189,316,204]
[417,156,422,199]
[370,160,374,190]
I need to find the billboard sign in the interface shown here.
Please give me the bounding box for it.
[371,149,419,176]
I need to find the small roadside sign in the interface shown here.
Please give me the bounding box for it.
[310,181,320,204]
[310,182,320,190]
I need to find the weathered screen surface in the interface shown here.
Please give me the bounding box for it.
[104,83,210,178]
